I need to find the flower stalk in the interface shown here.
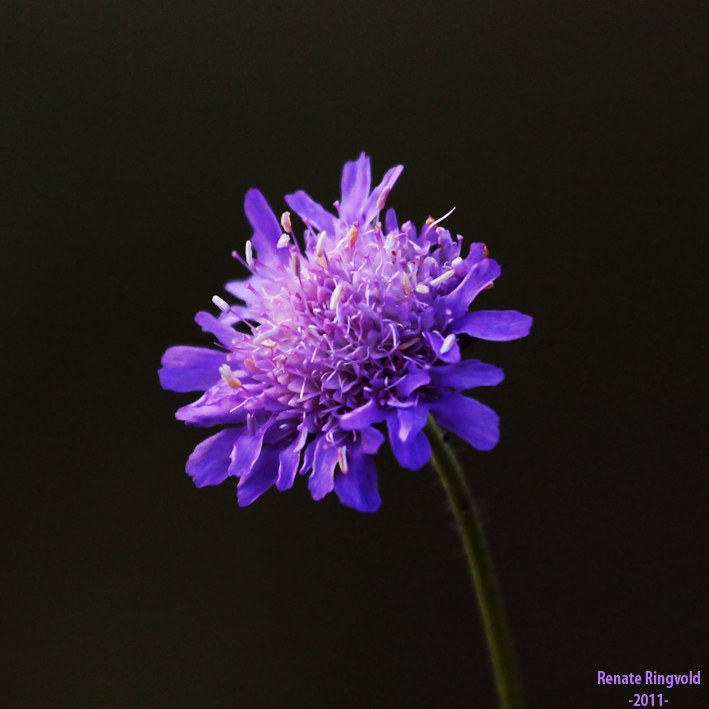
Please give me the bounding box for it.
[425,415,526,709]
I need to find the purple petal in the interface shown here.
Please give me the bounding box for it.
[338,399,387,430]
[237,444,279,506]
[176,386,246,427]
[385,208,399,235]
[362,164,404,224]
[396,371,431,398]
[442,258,501,316]
[430,392,499,451]
[276,427,307,491]
[194,312,236,348]
[285,190,336,236]
[427,331,461,364]
[397,404,430,443]
[159,346,227,392]
[299,438,316,475]
[186,428,243,488]
[228,424,267,478]
[431,359,504,390]
[339,153,371,224]
[453,310,533,341]
[308,435,339,500]
[334,449,381,512]
[386,416,432,470]
[359,426,385,454]
[244,189,288,265]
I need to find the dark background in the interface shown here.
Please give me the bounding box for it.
[1,1,707,707]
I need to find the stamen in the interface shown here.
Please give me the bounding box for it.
[415,284,429,294]
[212,295,229,312]
[316,231,327,258]
[219,364,243,389]
[376,187,390,212]
[253,326,279,345]
[261,339,278,348]
[440,334,457,354]
[347,225,358,246]
[277,233,290,248]
[329,282,345,310]
[245,240,254,269]
[428,206,456,229]
[430,269,456,286]
[281,211,292,233]
[402,272,411,296]
[337,446,348,474]
[244,358,258,373]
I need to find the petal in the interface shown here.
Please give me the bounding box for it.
[431,359,504,390]
[237,444,280,506]
[386,416,432,470]
[427,331,461,364]
[159,346,228,392]
[308,435,339,500]
[396,371,431,398]
[194,311,236,347]
[334,449,381,512]
[244,189,288,266]
[276,427,307,491]
[186,428,243,488]
[430,392,500,451]
[385,208,399,235]
[338,399,387,430]
[284,190,337,236]
[397,404,430,443]
[299,438,316,475]
[176,386,246,427]
[339,153,371,224]
[442,258,501,317]
[359,426,385,454]
[362,165,404,224]
[453,310,533,341]
[228,424,267,478]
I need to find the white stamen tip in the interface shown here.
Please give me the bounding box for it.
[277,233,290,248]
[415,284,430,294]
[337,446,349,474]
[316,231,327,258]
[280,211,292,233]
[430,269,456,287]
[212,295,229,312]
[329,282,345,310]
[451,257,464,269]
[219,364,243,389]
[245,240,254,269]
[402,273,411,296]
[440,334,457,354]
[253,326,279,345]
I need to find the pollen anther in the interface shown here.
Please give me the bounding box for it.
[430,269,455,286]
[219,364,243,389]
[277,233,290,248]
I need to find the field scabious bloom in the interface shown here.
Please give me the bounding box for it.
[159,154,532,512]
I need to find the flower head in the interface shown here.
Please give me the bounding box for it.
[159,154,532,512]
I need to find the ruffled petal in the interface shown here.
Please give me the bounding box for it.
[334,449,381,512]
[186,428,243,487]
[339,153,371,224]
[194,311,236,348]
[427,331,461,364]
[308,435,339,500]
[397,404,430,443]
[396,370,431,398]
[299,438,316,475]
[285,190,337,236]
[228,424,267,477]
[159,346,227,392]
[386,416,432,470]
[431,392,499,451]
[338,399,387,430]
[276,427,307,491]
[431,359,504,390]
[442,258,501,317]
[237,444,280,506]
[453,310,533,341]
[385,208,399,235]
[176,384,246,427]
[359,426,385,454]
[362,165,404,224]
[244,189,288,266]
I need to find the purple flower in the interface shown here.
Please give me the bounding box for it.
[159,154,532,512]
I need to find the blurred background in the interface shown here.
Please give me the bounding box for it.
[1,1,707,707]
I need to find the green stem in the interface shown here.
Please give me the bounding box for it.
[425,415,525,709]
